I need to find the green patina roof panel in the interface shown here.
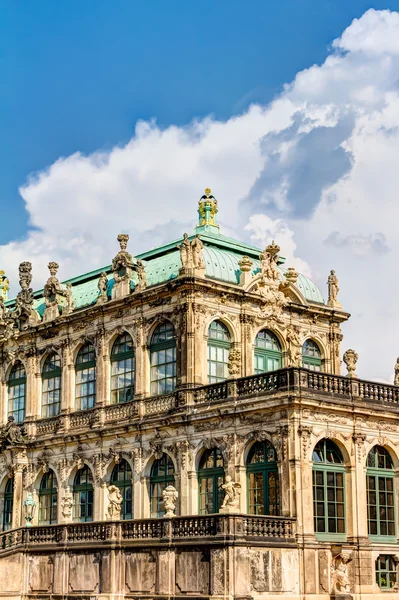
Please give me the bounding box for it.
[8,227,325,313]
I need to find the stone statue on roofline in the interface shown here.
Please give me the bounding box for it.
[134,259,147,292]
[13,262,40,330]
[112,234,134,300]
[394,358,399,386]
[96,272,109,304]
[177,233,205,277]
[327,269,342,308]
[43,262,70,322]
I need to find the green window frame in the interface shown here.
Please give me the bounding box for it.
[42,353,62,418]
[8,362,26,424]
[247,441,280,515]
[111,333,135,404]
[150,323,176,396]
[150,454,175,518]
[2,478,13,531]
[367,446,395,540]
[39,470,58,525]
[111,460,133,520]
[198,448,225,514]
[75,343,96,410]
[73,465,94,522]
[312,439,346,540]
[376,555,397,590]
[207,321,231,384]
[302,339,322,371]
[254,330,282,374]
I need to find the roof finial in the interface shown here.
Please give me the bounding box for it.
[197,188,219,231]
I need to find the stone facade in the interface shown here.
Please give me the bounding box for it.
[0,192,398,599]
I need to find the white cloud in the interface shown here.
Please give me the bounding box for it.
[2,9,399,381]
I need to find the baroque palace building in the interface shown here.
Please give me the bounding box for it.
[0,189,398,600]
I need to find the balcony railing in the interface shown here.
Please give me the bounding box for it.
[29,368,399,437]
[0,514,296,556]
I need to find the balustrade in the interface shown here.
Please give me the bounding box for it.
[194,381,228,404]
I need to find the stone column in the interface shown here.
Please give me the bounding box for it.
[12,463,24,529]
[61,341,73,413]
[95,328,106,406]
[192,303,207,385]
[187,470,198,515]
[240,314,255,377]
[351,434,368,541]
[133,321,145,399]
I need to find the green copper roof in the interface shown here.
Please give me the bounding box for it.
[7,221,325,314]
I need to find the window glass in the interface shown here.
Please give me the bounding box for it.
[376,555,397,589]
[302,340,322,371]
[312,439,346,536]
[367,446,395,538]
[73,466,93,522]
[8,362,26,423]
[247,441,279,515]
[207,321,231,384]
[111,460,133,520]
[75,343,96,410]
[111,334,135,404]
[150,323,176,395]
[42,353,62,418]
[39,470,58,525]
[198,448,224,514]
[150,454,175,518]
[2,478,14,531]
[254,330,282,374]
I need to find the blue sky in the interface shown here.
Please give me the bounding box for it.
[2,4,399,381]
[1,0,397,244]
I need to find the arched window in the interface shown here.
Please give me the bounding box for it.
[2,478,13,531]
[150,323,176,395]
[111,460,133,520]
[367,446,395,539]
[312,439,345,538]
[111,333,135,404]
[8,362,26,423]
[207,321,231,383]
[39,470,58,525]
[73,466,94,522]
[150,454,175,518]
[75,343,96,410]
[198,448,224,514]
[302,340,322,371]
[42,353,62,418]
[247,441,279,515]
[254,330,282,374]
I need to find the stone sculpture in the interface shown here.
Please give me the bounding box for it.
[284,267,299,284]
[343,349,358,378]
[177,233,205,274]
[107,485,123,519]
[0,416,27,449]
[331,551,352,595]
[97,272,108,303]
[162,485,178,517]
[61,487,73,520]
[394,357,399,386]
[260,241,280,283]
[286,326,302,367]
[13,262,40,330]
[327,269,342,308]
[177,233,192,269]
[112,234,134,299]
[220,476,241,513]
[44,262,63,308]
[135,259,147,291]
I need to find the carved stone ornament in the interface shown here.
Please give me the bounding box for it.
[61,487,73,520]
[162,485,178,517]
[343,349,358,378]
[298,425,313,458]
[134,259,147,292]
[228,348,241,377]
[250,240,288,322]
[107,485,123,520]
[331,551,352,595]
[219,476,241,514]
[284,267,299,284]
[111,234,134,299]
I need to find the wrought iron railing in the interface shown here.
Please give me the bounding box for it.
[0,514,296,555]
[30,367,399,437]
